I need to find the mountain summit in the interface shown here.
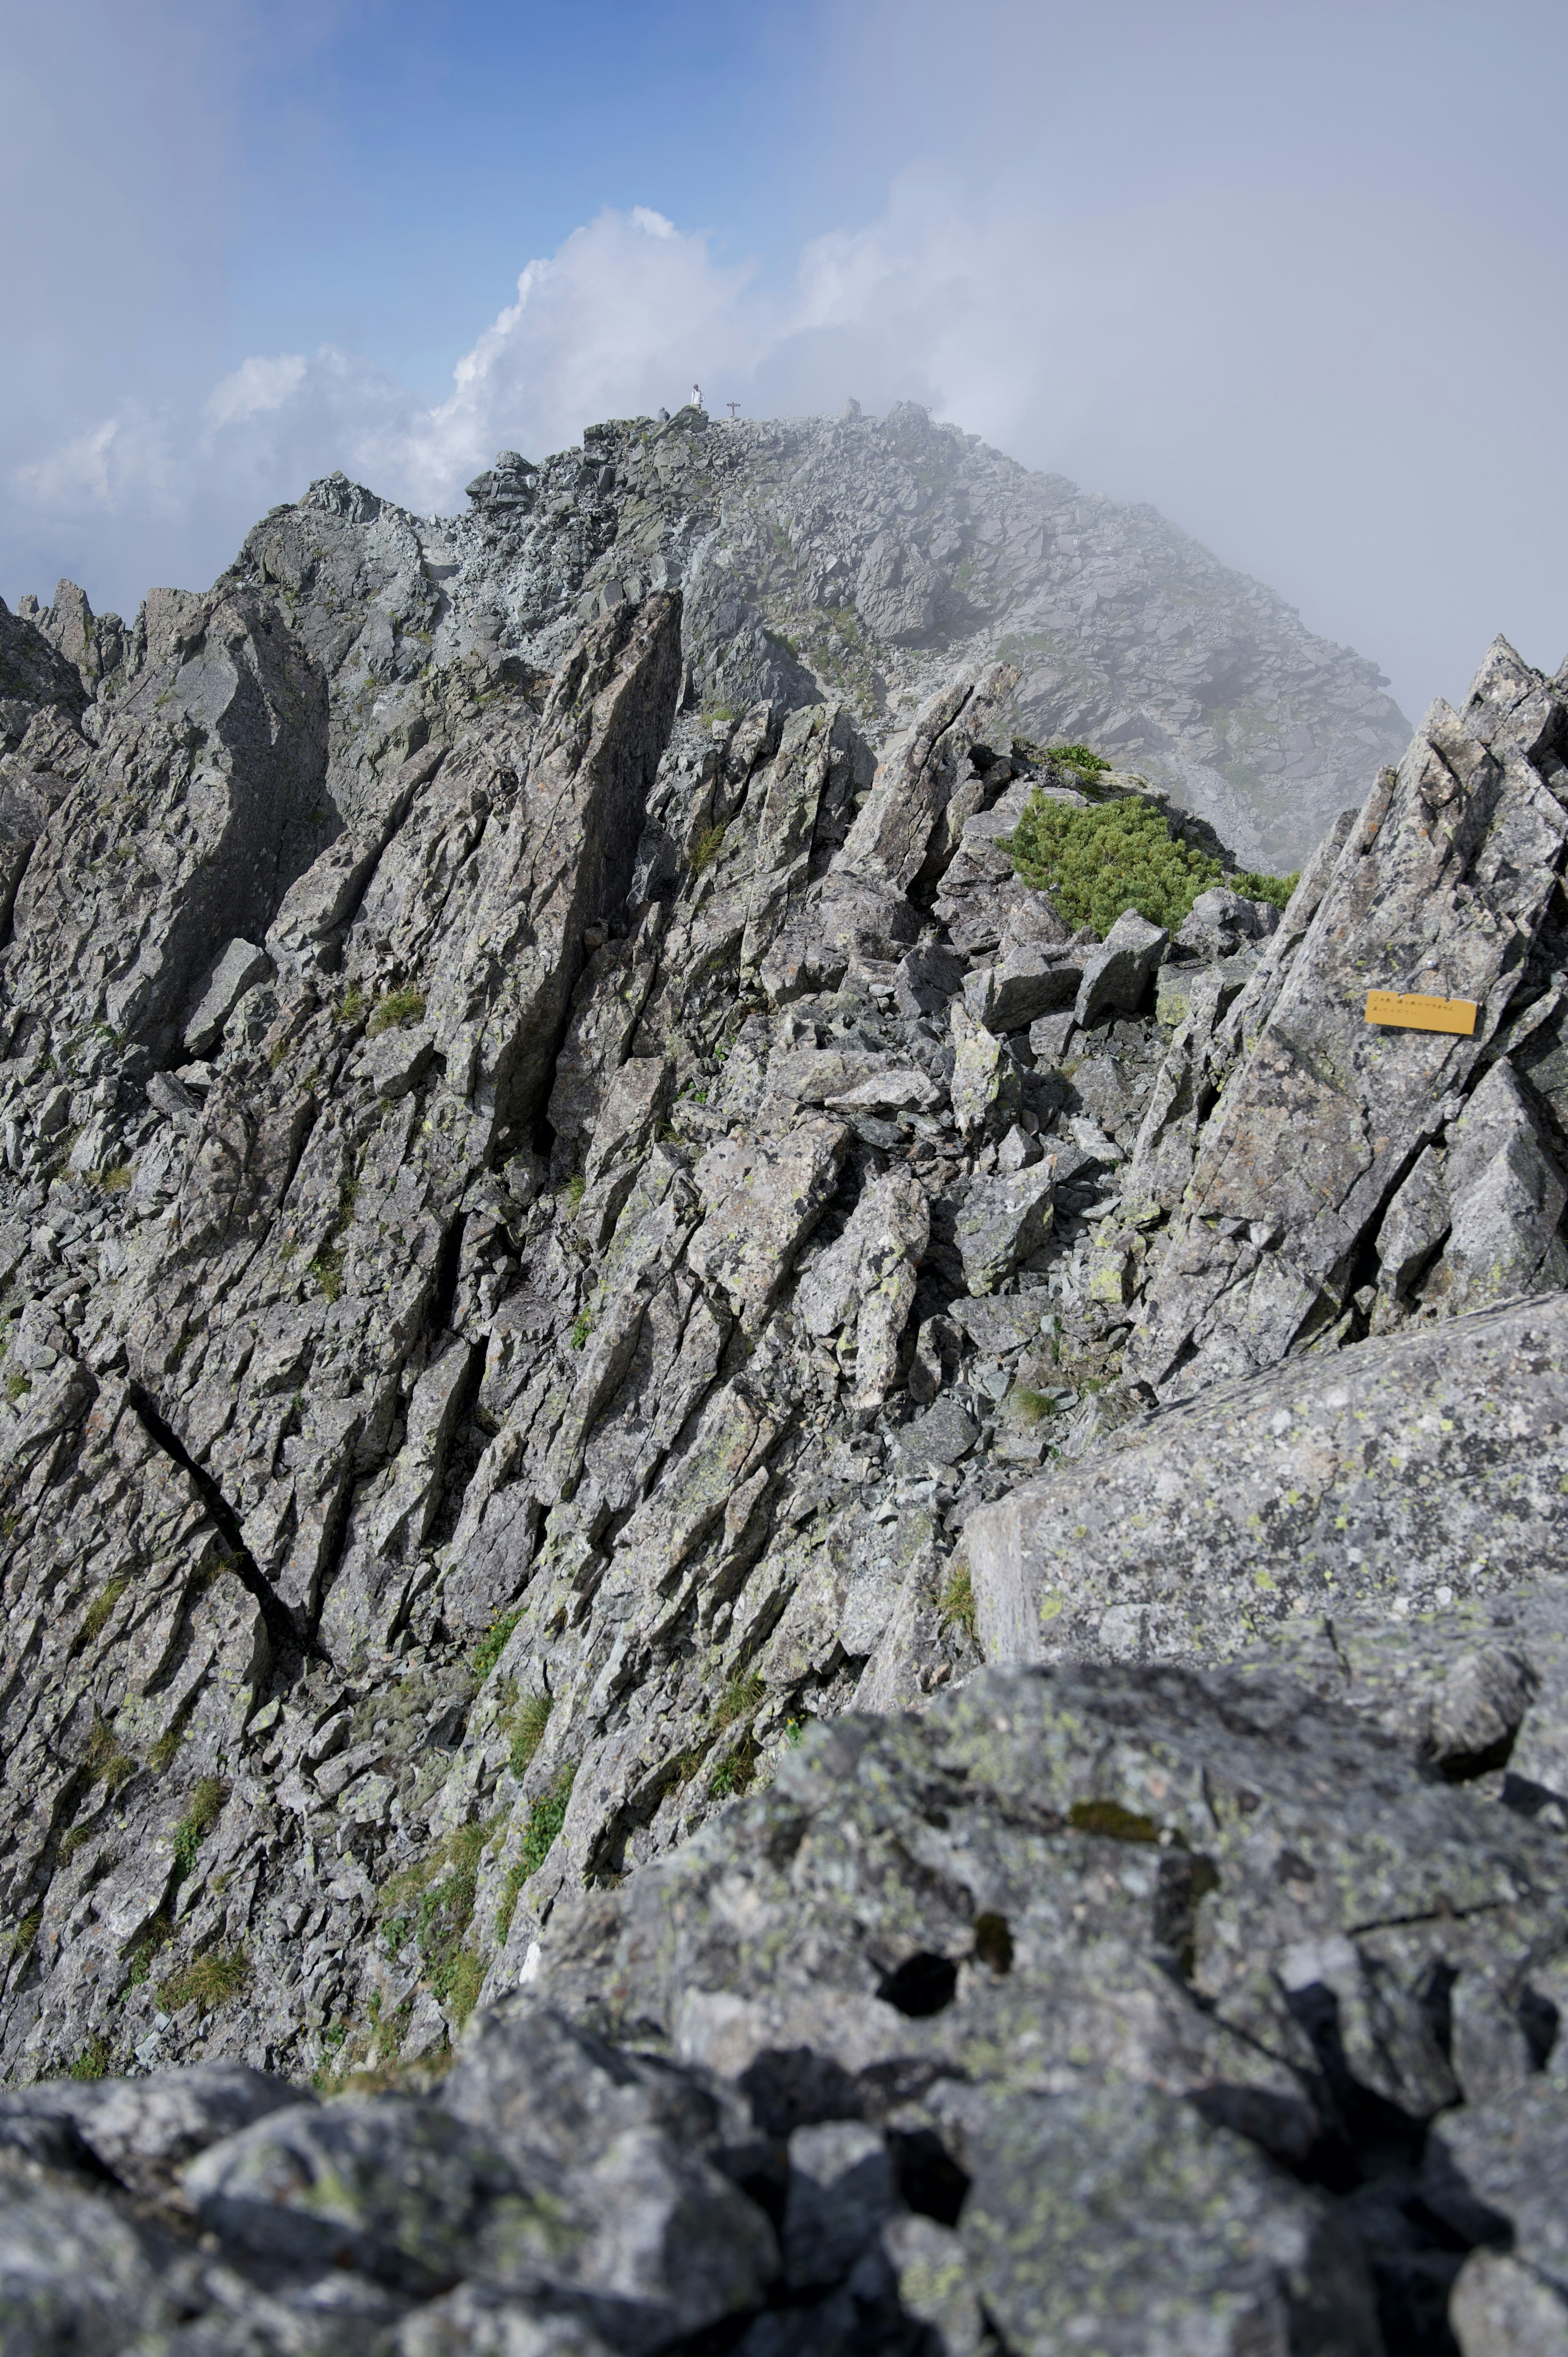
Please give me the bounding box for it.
[186,399,1403,874]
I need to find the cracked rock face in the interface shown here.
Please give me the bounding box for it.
[0,413,1565,2357]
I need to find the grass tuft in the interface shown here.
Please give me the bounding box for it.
[85,1719,137,1793]
[125,1917,172,1986]
[940,1560,978,1643]
[711,1672,765,1732]
[68,2036,111,2080]
[368,985,427,1036]
[691,822,728,874]
[160,1947,249,2012]
[336,982,368,1025]
[519,1761,577,1881]
[310,1245,345,1303]
[148,1720,187,1773]
[172,1777,228,1875]
[471,1608,523,1681]
[79,1577,130,1646]
[507,1691,553,1779]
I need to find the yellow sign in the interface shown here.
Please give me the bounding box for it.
[1365,990,1478,1036]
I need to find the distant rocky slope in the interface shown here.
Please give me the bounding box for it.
[0,413,1565,2357]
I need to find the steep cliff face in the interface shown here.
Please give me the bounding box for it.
[2,419,1567,2357]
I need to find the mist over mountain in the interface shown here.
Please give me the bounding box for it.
[18,399,1408,874]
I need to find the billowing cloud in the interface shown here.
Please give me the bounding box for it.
[2,178,1094,615]
[7,95,1568,727]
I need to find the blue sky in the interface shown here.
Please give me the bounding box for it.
[4,0,1567,723]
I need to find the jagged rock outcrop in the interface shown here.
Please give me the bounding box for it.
[7,1658,1568,2353]
[0,410,1564,2357]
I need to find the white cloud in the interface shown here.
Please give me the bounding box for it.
[7,131,1568,724]
[4,180,1060,594]
[205,355,310,428]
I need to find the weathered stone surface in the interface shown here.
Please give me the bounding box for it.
[955,1160,1056,1294]
[184,935,272,1057]
[962,941,1082,1034]
[968,1291,1568,1667]
[1129,645,1568,1400]
[796,1170,928,1406]
[1174,885,1279,960]
[1450,2250,1568,2357]
[1074,907,1169,1025]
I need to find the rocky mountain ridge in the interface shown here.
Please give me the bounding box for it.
[0,413,1565,2357]
[15,399,1409,872]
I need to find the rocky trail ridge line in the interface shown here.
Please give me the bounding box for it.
[0,408,1564,2355]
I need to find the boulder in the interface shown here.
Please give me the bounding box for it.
[962,941,1082,1034]
[1074,908,1169,1025]
[1173,885,1279,959]
[182,937,272,1057]
[967,1291,1568,1668]
[954,1159,1056,1293]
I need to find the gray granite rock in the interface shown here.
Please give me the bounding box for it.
[954,1160,1056,1294]
[1074,908,1169,1026]
[967,1291,1568,1667]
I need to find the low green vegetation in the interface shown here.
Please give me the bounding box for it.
[78,1577,130,1646]
[471,1607,523,1681]
[368,985,427,1036]
[691,822,728,874]
[506,1690,553,1779]
[564,1172,587,1213]
[1004,790,1296,939]
[495,1766,575,1944]
[68,2036,111,2079]
[1046,742,1112,778]
[160,1948,249,2012]
[378,1815,501,2023]
[310,1245,345,1303]
[125,1917,172,1986]
[85,1719,136,1793]
[940,1561,978,1642]
[148,1719,187,1773]
[711,1672,765,1733]
[172,1777,227,1875]
[518,1762,576,1880]
[569,1308,593,1351]
[674,1673,767,1801]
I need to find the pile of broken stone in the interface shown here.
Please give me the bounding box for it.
[3,463,1568,2353]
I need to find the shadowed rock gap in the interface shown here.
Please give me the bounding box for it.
[126,1381,306,1663]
